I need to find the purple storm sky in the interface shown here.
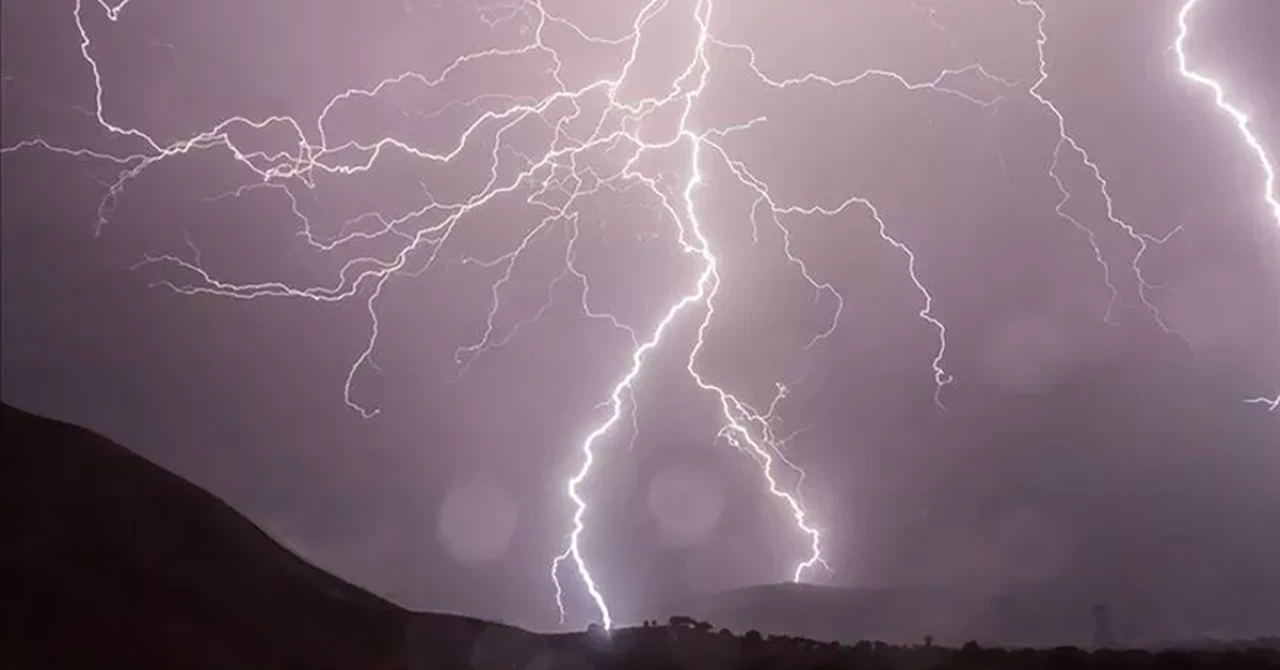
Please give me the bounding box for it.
[1,0,1278,633]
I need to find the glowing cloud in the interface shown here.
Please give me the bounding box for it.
[3,0,1276,634]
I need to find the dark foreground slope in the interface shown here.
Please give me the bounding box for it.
[0,402,537,670]
[3,402,1278,670]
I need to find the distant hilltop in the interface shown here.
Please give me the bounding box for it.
[646,577,1280,649]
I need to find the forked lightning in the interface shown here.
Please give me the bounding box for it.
[2,0,1276,634]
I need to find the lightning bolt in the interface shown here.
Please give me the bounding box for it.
[1246,396,1280,412]
[1172,0,1280,413]
[549,1,849,628]
[3,0,1277,635]
[1016,0,1183,333]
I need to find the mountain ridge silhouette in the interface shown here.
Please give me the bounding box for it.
[4,401,1277,669]
[0,401,538,669]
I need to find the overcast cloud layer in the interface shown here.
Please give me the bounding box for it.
[2,0,1278,634]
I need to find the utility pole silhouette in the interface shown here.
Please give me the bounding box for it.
[1091,603,1115,649]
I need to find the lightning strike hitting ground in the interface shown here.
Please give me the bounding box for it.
[1172,0,1280,412]
[3,0,1277,633]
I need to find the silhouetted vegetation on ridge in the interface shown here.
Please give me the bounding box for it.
[3,402,1277,669]
[545,621,1280,669]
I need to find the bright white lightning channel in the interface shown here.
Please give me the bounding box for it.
[1173,0,1280,413]
[3,0,1277,637]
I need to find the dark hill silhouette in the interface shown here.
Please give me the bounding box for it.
[0,402,538,669]
[4,402,1278,669]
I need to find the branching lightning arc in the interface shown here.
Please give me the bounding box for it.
[1170,0,1280,412]
[2,0,1277,631]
